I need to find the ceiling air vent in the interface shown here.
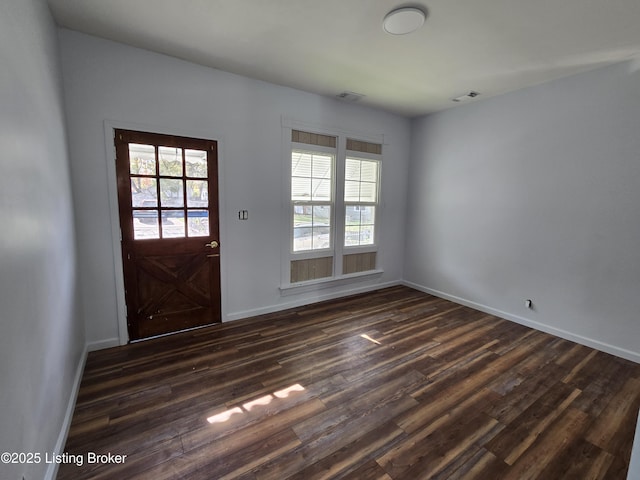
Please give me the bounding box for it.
[336,91,365,102]
[452,91,481,102]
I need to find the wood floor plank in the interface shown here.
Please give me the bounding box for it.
[377,386,503,479]
[379,411,501,480]
[293,421,405,480]
[486,381,576,458]
[58,286,640,479]
[339,459,393,480]
[296,371,423,441]
[444,448,510,480]
[535,438,614,480]
[483,362,567,425]
[252,398,414,480]
[500,407,591,480]
[148,427,301,480]
[585,376,640,452]
[563,349,599,384]
[503,387,582,465]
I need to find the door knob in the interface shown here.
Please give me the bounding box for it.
[205,240,219,248]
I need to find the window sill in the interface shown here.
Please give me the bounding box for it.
[279,269,384,296]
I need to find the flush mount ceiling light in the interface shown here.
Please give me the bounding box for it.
[383,7,427,35]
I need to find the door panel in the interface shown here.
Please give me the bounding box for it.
[115,129,221,341]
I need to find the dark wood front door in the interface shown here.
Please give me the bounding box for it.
[115,129,221,341]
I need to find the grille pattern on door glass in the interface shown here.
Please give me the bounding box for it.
[129,144,209,240]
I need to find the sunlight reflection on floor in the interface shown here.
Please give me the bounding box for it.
[206,407,243,424]
[360,333,382,345]
[206,384,305,424]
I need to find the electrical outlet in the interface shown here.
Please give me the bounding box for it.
[524,299,533,309]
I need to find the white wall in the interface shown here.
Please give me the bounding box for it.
[58,30,411,347]
[0,1,85,479]
[405,59,640,362]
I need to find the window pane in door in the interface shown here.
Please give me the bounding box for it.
[160,179,184,207]
[185,149,207,178]
[187,180,208,207]
[159,146,183,176]
[161,211,185,238]
[129,144,156,175]
[133,210,159,240]
[131,178,157,207]
[187,210,209,237]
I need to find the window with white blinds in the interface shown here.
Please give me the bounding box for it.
[344,157,379,247]
[287,128,382,284]
[291,150,334,252]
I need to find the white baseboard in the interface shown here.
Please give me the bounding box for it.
[225,280,401,322]
[403,281,640,364]
[44,343,89,480]
[87,337,120,351]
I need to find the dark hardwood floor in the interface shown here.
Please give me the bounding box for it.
[58,286,640,479]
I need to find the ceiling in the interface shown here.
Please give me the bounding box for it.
[47,0,640,117]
